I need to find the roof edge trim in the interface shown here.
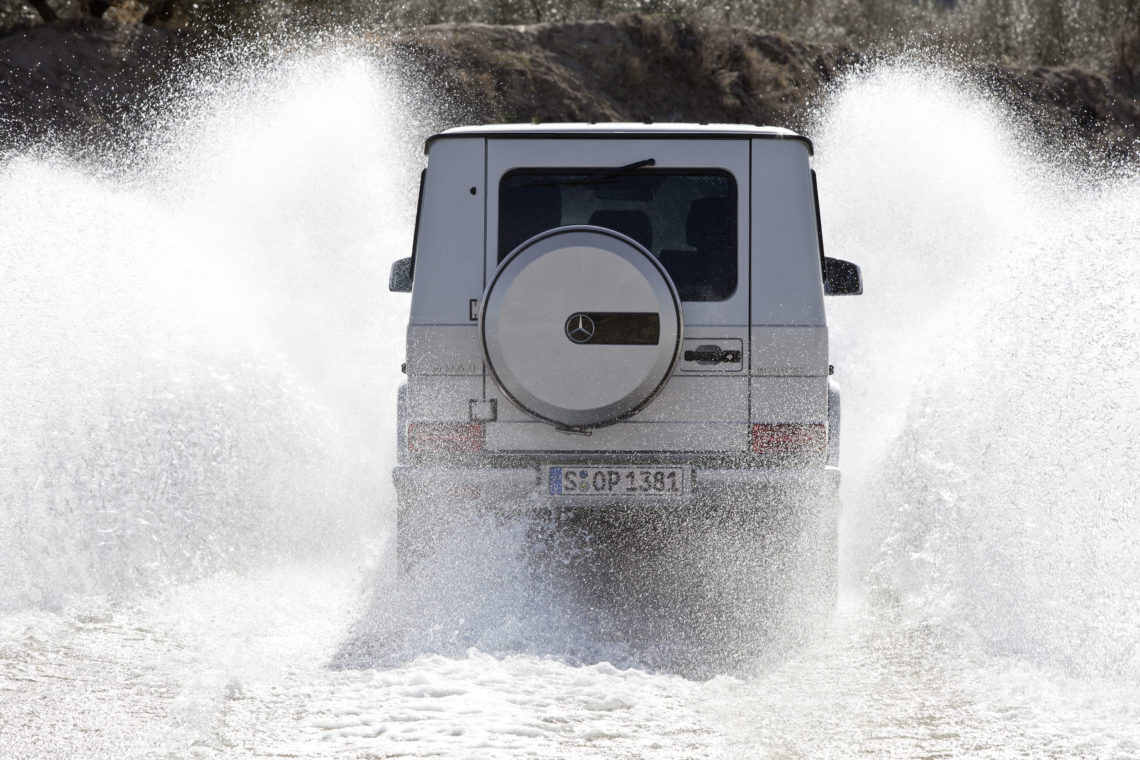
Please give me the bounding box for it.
[423,125,813,155]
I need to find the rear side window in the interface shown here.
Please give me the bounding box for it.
[498,169,737,302]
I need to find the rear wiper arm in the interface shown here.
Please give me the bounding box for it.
[580,158,656,184]
[523,158,656,187]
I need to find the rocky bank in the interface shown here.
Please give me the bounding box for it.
[0,14,1137,161]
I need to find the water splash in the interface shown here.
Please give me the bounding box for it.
[0,52,420,611]
[817,63,1140,679]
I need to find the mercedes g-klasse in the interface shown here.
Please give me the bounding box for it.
[389,123,862,606]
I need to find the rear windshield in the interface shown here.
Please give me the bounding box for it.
[498,169,737,302]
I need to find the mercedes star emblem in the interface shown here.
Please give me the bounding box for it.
[565,313,595,343]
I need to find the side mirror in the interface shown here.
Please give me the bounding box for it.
[824,257,862,296]
[389,257,412,293]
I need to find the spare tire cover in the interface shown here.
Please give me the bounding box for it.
[480,226,682,429]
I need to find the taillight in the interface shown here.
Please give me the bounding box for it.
[751,423,826,455]
[407,422,484,453]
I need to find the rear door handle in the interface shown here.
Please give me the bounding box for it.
[684,348,741,364]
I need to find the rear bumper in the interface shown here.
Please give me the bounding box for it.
[392,463,839,512]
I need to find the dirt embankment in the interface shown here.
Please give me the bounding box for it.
[385,16,857,131]
[1,14,1137,161]
[0,20,180,148]
[386,16,1140,161]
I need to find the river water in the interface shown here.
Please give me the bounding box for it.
[1,52,1137,759]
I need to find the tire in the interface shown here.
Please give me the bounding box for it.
[395,495,450,577]
[395,496,498,578]
[769,483,839,637]
[394,495,425,576]
[479,226,682,430]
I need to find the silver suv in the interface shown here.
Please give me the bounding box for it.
[389,124,861,599]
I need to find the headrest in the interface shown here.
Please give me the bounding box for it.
[686,197,734,248]
[588,209,653,250]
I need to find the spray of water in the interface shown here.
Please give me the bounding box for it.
[817,63,1140,679]
[0,50,421,611]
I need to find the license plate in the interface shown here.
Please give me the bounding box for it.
[548,466,686,496]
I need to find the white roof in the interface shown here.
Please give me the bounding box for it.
[425,122,811,152]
